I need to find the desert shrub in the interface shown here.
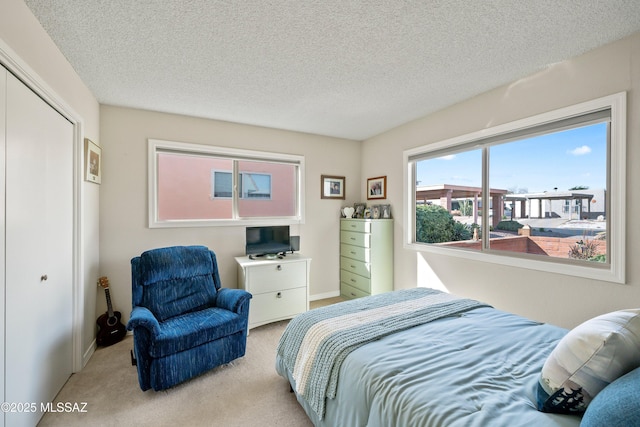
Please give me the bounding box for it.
[495,220,524,232]
[416,205,471,243]
[453,220,472,241]
[568,239,601,260]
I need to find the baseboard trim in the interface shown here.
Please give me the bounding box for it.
[82,340,96,370]
[309,290,340,301]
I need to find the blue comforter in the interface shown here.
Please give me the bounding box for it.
[276,298,581,427]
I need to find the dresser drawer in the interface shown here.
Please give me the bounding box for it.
[340,231,371,248]
[340,269,371,293]
[341,220,371,233]
[245,261,307,294]
[340,256,371,278]
[340,243,370,262]
[250,287,307,325]
[341,282,370,300]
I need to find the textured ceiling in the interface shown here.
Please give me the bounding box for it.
[23,0,640,140]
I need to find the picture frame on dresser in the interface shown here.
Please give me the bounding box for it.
[371,205,381,219]
[380,204,391,219]
[354,203,366,218]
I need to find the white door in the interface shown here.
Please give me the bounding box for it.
[4,71,74,427]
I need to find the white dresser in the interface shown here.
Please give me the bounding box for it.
[340,218,393,299]
[235,254,311,329]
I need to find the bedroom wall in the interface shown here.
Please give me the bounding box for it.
[0,0,101,365]
[99,106,361,323]
[362,31,640,329]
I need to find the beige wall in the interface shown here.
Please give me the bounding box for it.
[6,0,640,360]
[99,106,361,322]
[363,32,640,329]
[0,0,101,367]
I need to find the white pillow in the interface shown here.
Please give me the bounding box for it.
[537,309,640,414]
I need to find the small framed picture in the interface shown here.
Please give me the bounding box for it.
[367,176,387,200]
[85,138,102,184]
[371,205,381,219]
[381,204,392,219]
[354,203,366,218]
[321,175,345,199]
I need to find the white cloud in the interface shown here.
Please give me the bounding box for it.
[568,145,591,155]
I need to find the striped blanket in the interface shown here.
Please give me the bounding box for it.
[276,288,490,419]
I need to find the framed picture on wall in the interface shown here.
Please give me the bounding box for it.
[321,175,345,199]
[367,176,386,200]
[85,138,102,184]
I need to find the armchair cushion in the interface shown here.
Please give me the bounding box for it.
[138,246,219,321]
[149,307,246,358]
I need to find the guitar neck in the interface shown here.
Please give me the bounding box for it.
[104,287,115,318]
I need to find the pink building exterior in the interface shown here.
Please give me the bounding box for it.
[157,153,296,220]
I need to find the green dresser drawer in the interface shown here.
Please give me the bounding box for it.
[340,257,371,278]
[340,230,371,248]
[341,282,370,300]
[340,220,371,233]
[340,243,371,262]
[340,269,371,292]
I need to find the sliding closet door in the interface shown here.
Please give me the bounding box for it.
[0,68,6,425]
[5,71,74,427]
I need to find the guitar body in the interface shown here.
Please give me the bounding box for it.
[96,310,127,347]
[96,276,127,347]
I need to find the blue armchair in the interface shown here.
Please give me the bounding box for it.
[127,245,252,391]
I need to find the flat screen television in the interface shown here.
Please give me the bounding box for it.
[245,226,291,257]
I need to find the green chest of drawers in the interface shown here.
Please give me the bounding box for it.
[340,218,393,299]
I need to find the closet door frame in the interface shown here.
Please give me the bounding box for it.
[0,40,85,384]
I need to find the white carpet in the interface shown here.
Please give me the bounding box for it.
[38,321,312,427]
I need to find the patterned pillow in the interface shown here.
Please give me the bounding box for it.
[537,309,640,414]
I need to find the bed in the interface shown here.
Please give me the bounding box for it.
[275,288,640,427]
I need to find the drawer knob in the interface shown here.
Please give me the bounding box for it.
[350,251,356,255]
[277,265,282,271]
[276,292,282,298]
[350,237,356,241]
[351,278,356,283]
[350,265,356,269]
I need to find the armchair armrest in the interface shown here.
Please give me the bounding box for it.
[216,288,252,314]
[127,306,161,336]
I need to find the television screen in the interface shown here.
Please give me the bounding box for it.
[245,226,290,256]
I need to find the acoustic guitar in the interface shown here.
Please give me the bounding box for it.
[96,276,127,347]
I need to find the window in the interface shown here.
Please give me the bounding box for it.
[404,93,626,283]
[149,139,304,227]
[212,171,272,199]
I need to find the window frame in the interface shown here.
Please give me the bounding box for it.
[149,139,305,228]
[403,92,626,283]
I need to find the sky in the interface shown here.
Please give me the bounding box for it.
[416,122,607,194]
